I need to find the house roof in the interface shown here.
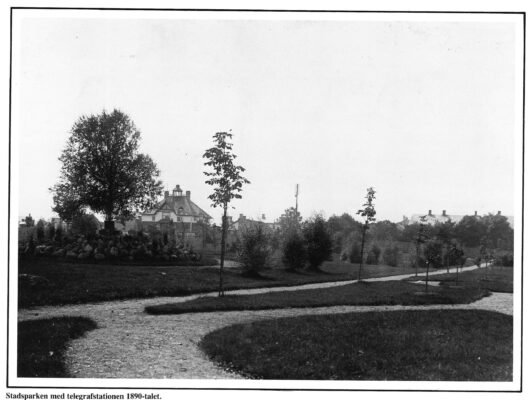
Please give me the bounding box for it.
[143,194,212,220]
[409,212,513,227]
[409,213,465,225]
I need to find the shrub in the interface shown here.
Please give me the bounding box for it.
[239,225,271,276]
[55,226,63,243]
[71,214,100,238]
[383,244,400,267]
[282,231,307,271]
[424,240,443,268]
[303,215,333,271]
[348,242,362,264]
[47,224,56,242]
[36,220,45,243]
[366,243,381,265]
[500,253,514,267]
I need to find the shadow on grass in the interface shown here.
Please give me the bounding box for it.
[18,316,98,377]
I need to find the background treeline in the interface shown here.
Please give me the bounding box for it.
[231,208,514,275]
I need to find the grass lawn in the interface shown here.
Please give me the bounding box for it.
[200,310,512,380]
[405,266,513,293]
[18,257,424,308]
[18,317,97,377]
[145,281,489,314]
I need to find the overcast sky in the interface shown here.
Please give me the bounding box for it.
[13,11,522,224]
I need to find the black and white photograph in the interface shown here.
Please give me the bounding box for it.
[3,1,525,395]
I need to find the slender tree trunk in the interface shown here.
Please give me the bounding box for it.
[415,243,420,277]
[358,224,367,282]
[445,245,450,273]
[425,261,430,293]
[219,206,228,297]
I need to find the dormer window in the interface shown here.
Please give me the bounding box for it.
[177,207,184,215]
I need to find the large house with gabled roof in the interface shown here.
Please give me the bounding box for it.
[140,185,212,239]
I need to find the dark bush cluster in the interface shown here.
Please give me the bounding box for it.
[238,225,271,276]
[282,232,307,271]
[279,215,333,272]
[383,244,400,267]
[499,253,514,267]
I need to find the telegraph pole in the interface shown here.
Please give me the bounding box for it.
[295,184,299,213]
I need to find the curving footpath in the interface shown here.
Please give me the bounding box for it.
[17,264,512,379]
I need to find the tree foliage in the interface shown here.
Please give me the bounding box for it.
[239,225,271,276]
[303,215,333,271]
[348,242,362,264]
[36,219,45,243]
[423,239,443,268]
[366,243,381,265]
[454,215,488,248]
[282,231,307,271]
[383,243,400,267]
[203,131,250,209]
[277,207,302,239]
[24,215,35,227]
[203,131,250,296]
[356,187,376,281]
[71,214,100,238]
[50,109,163,223]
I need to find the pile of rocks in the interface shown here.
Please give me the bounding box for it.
[19,233,202,263]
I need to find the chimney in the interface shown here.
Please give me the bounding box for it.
[164,191,169,199]
[428,210,432,216]
[498,210,501,215]
[262,214,266,220]
[239,213,245,222]
[186,190,191,199]
[442,210,446,217]
[474,211,478,216]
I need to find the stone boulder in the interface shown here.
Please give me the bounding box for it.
[52,248,66,257]
[66,250,78,259]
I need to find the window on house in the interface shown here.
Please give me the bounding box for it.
[162,212,170,220]
[177,216,182,222]
[151,216,155,221]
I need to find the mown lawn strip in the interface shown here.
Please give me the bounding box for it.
[200,310,512,381]
[19,258,425,308]
[405,266,513,293]
[145,281,489,315]
[18,316,98,377]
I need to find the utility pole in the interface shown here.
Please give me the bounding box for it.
[295,184,300,229]
[295,184,299,215]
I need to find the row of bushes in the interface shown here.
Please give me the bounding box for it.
[342,242,400,266]
[237,216,333,275]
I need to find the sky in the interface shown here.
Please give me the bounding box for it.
[13,11,522,225]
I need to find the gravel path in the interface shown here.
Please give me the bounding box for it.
[18,264,511,379]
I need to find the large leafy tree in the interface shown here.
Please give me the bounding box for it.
[356,187,376,281]
[481,213,513,249]
[203,131,250,296]
[277,207,302,239]
[433,220,456,271]
[50,109,163,229]
[454,215,487,248]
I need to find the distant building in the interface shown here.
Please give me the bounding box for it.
[230,213,279,232]
[140,185,212,241]
[50,217,67,231]
[407,210,513,227]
